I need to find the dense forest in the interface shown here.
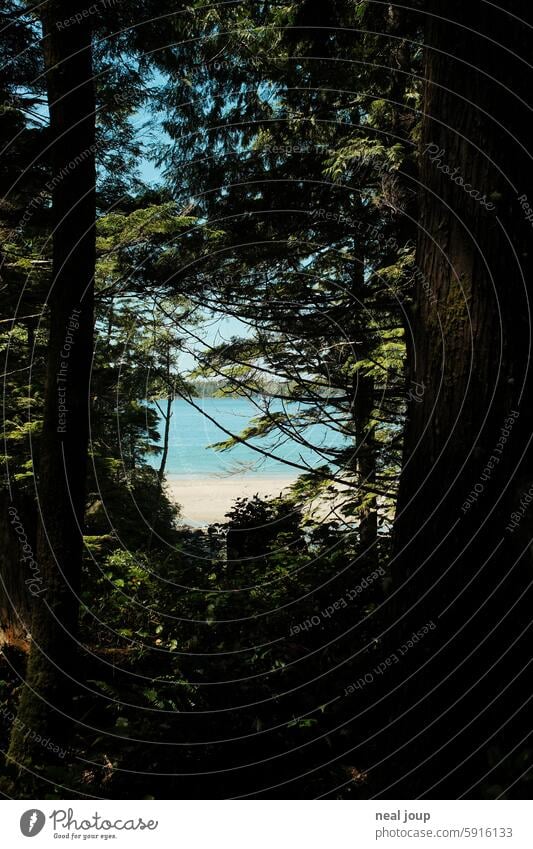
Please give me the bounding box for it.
[1,0,532,800]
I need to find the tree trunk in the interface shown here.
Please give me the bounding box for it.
[158,394,173,483]
[0,491,36,651]
[7,0,96,772]
[378,1,533,798]
[350,247,378,558]
[157,352,174,486]
[355,373,377,557]
[148,393,173,550]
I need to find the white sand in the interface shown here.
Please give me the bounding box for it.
[166,476,296,526]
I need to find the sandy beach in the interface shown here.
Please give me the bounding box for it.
[166,476,296,525]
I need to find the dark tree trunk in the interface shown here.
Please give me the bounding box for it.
[0,491,36,650]
[355,373,377,557]
[376,1,533,798]
[7,0,96,770]
[158,394,173,483]
[148,393,173,549]
[350,245,378,559]
[148,340,174,549]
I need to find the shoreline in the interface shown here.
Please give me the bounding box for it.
[165,475,296,526]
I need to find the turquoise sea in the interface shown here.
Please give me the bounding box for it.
[148,396,347,479]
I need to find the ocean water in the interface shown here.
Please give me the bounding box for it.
[148,396,347,479]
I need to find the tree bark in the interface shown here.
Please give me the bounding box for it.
[158,396,173,477]
[379,1,533,797]
[355,373,377,557]
[7,0,96,771]
[157,353,173,484]
[0,491,35,650]
[350,253,378,559]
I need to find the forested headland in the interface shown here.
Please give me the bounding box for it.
[1,0,532,800]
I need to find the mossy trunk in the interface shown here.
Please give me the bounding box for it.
[7,0,96,773]
[379,0,533,798]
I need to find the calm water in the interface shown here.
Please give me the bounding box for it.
[148,396,347,478]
